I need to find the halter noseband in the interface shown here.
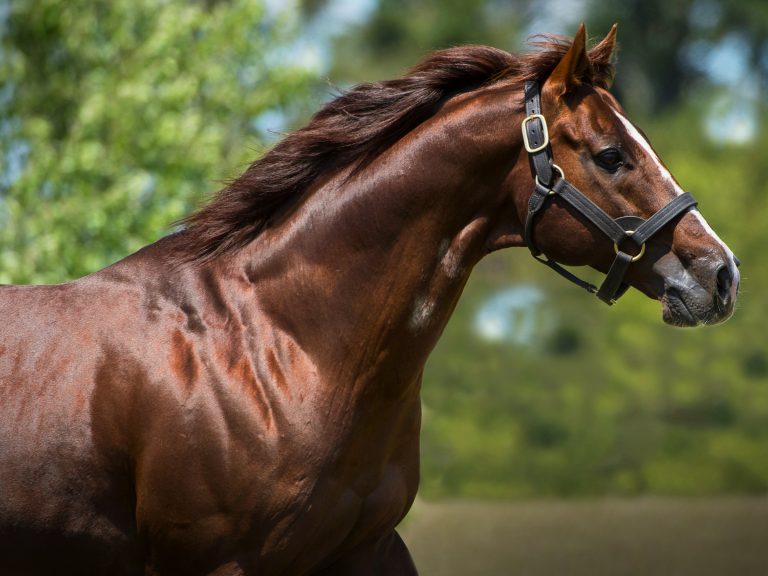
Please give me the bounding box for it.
[521,81,698,305]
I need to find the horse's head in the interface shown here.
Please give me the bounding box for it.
[514,24,739,326]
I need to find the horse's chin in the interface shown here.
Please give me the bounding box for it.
[650,248,738,328]
[660,288,700,327]
[660,287,733,328]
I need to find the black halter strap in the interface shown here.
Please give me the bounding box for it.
[522,81,698,305]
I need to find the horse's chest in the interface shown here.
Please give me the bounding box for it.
[137,386,420,573]
[251,398,421,571]
[260,460,416,573]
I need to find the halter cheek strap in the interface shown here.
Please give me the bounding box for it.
[521,81,698,305]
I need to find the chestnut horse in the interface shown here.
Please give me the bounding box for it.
[0,25,738,575]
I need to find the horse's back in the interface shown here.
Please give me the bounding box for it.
[0,281,106,446]
[0,279,145,574]
[0,263,286,573]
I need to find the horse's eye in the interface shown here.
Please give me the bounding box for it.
[595,148,624,173]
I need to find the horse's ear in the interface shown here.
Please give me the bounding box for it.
[544,23,592,101]
[589,23,618,89]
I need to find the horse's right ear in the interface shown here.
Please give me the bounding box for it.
[589,23,618,89]
[543,23,592,102]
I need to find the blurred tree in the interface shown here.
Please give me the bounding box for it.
[0,0,317,283]
[587,0,768,114]
[587,0,694,114]
[329,0,528,82]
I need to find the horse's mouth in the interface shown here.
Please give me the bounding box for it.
[654,250,739,328]
[661,286,735,328]
[661,287,699,327]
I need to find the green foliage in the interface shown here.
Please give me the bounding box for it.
[588,0,768,114]
[0,0,316,283]
[329,0,526,82]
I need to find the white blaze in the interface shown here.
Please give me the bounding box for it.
[613,110,735,261]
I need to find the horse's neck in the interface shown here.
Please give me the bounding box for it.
[238,87,524,390]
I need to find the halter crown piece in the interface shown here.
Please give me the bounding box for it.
[521,81,698,305]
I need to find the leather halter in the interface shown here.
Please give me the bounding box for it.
[522,81,698,305]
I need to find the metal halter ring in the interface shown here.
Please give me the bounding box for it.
[534,164,564,194]
[614,231,646,262]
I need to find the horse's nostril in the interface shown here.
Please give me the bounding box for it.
[734,256,742,268]
[716,265,733,303]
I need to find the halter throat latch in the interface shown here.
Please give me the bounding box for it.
[521,81,698,305]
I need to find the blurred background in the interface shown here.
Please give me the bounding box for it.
[2,0,767,573]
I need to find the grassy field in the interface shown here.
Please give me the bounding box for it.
[400,497,768,576]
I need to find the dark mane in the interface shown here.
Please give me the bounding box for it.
[178,35,615,262]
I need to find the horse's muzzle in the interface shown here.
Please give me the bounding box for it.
[659,256,739,327]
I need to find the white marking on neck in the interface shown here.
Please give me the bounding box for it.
[438,238,463,280]
[613,110,734,260]
[409,296,435,332]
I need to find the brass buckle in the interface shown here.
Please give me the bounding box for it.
[522,114,549,154]
[614,231,646,262]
